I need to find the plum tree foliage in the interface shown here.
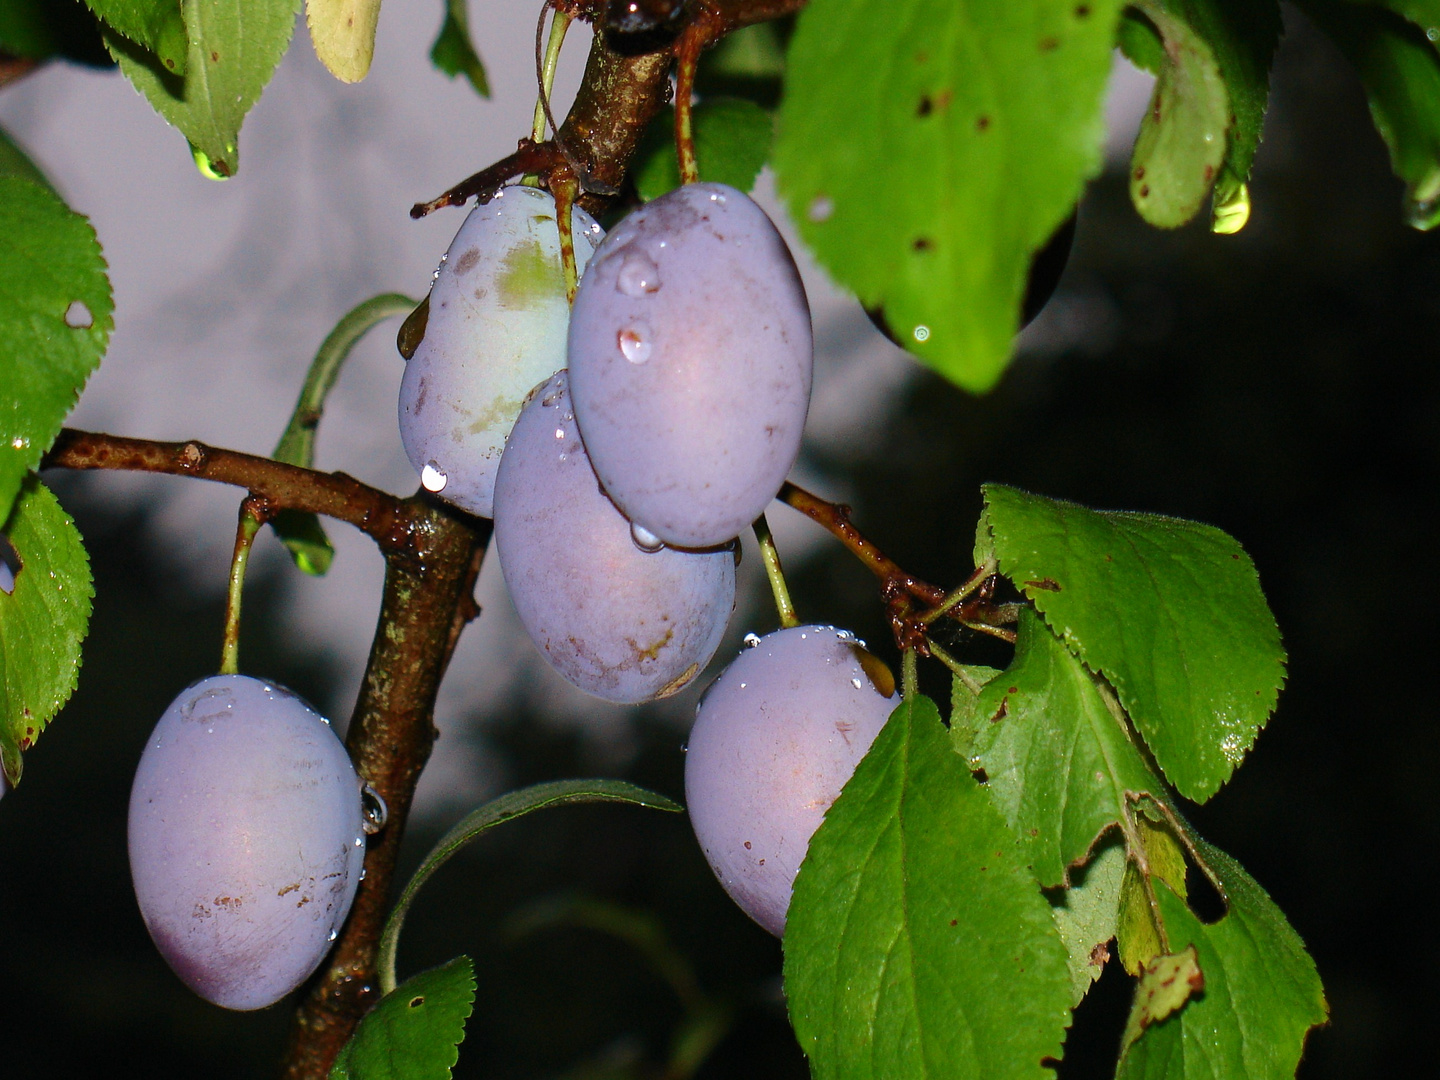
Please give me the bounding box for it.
[24,0,1440,1074]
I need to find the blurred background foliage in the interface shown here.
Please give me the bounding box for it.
[1,13,1436,1080]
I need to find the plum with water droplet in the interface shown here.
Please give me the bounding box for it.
[398,185,604,517]
[493,372,735,703]
[567,182,812,548]
[128,674,367,1010]
[684,625,899,936]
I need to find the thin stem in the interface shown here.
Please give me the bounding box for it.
[532,6,574,145]
[552,166,581,303]
[777,482,945,606]
[753,513,798,628]
[674,21,704,185]
[273,293,417,469]
[901,648,918,700]
[928,640,986,695]
[919,558,996,625]
[220,497,269,675]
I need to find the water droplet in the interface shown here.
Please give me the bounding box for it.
[420,462,448,492]
[808,195,834,222]
[618,323,653,363]
[743,633,761,648]
[189,143,230,181]
[360,783,388,834]
[10,437,27,450]
[354,837,364,848]
[555,427,566,440]
[709,191,727,205]
[328,929,339,942]
[1430,26,1439,42]
[358,867,367,881]
[851,678,863,690]
[64,300,92,329]
[616,249,661,296]
[630,521,664,552]
[739,682,747,689]
[913,325,931,342]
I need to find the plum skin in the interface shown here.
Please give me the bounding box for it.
[567,181,813,548]
[683,626,900,936]
[127,674,367,1010]
[493,371,736,704]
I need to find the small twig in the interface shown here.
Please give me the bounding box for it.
[551,164,582,303]
[673,18,708,185]
[901,648,919,700]
[753,513,798,628]
[920,559,996,625]
[533,5,575,145]
[410,141,565,218]
[220,496,272,675]
[928,640,986,695]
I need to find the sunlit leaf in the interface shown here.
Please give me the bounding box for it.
[978,485,1285,802]
[785,695,1072,1080]
[330,957,475,1080]
[105,0,300,178]
[774,0,1124,393]
[0,477,93,786]
[0,176,113,522]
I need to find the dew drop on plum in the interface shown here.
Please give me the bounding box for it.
[128,674,367,1010]
[399,186,602,518]
[684,625,899,936]
[568,182,812,548]
[493,372,736,703]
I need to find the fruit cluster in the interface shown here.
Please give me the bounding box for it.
[403,180,897,935]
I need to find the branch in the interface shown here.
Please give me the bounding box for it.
[43,429,413,550]
[281,510,488,1078]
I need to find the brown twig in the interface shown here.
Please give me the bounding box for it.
[44,429,413,549]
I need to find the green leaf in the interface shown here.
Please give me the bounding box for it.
[307,0,381,84]
[1126,1,1230,229]
[0,0,112,65]
[105,0,300,178]
[86,0,187,74]
[774,0,1124,393]
[1051,836,1125,1005]
[1115,842,1327,1080]
[330,957,476,1080]
[1300,0,1440,227]
[961,607,1163,887]
[271,292,416,576]
[0,176,113,523]
[784,695,1072,1080]
[0,476,94,786]
[377,780,681,995]
[0,128,53,191]
[1125,1,1281,232]
[633,98,773,202]
[978,485,1285,802]
[429,0,488,97]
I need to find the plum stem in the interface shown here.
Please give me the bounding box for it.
[754,512,799,628]
[220,496,270,676]
[674,18,705,185]
[533,6,574,145]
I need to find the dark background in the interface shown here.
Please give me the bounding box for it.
[2,14,1435,1080]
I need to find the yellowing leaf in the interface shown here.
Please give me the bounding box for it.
[307,0,381,83]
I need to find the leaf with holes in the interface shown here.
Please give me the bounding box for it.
[0,176,113,523]
[774,0,1124,393]
[978,484,1285,803]
[784,694,1072,1080]
[105,0,299,177]
[958,607,1163,887]
[1051,837,1125,1005]
[1300,0,1440,227]
[86,0,187,73]
[330,957,475,1080]
[0,476,93,786]
[633,98,773,202]
[1115,841,1327,1080]
[307,0,381,84]
[428,0,488,97]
